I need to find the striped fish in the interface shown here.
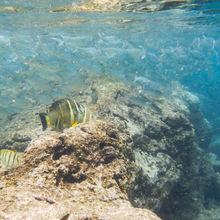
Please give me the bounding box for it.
[0,149,23,169]
[39,98,92,131]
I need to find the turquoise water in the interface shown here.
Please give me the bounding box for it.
[0,1,219,138]
[0,0,220,219]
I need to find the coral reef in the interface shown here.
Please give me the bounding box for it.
[0,120,160,220]
[0,105,45,151]
[0,76,219,220]
[209,136,220,160]
[207,152,220,174]
[177,90,213,149]
[89,79,218,220]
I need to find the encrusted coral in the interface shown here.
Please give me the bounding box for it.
[0,121,161,219]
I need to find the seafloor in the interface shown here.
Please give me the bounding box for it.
[0,74,219,220]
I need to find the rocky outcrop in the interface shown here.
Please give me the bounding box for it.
[0,105,45,151]
[0,76,219,220]
[176,90,213,149]
[88,79,218,220]
[0,120,161,220]
[209,136,220,160]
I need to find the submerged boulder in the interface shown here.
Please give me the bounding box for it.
[0,120,161,220]
[88,79,218,220]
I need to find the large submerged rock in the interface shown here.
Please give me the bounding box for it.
[0,120,161,220]
[89,78,219,220]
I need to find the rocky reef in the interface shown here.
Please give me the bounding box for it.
[88,78,219,220]
[0,120,161,220]
[0,75,219,220]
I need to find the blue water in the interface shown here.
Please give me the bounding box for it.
[0,0,219,132]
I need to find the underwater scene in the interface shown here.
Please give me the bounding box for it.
[0,0,219,219]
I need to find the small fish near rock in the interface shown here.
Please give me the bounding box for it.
[0,149,23,169]
[39,98,92,131]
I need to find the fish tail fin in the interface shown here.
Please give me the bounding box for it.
[39,113,48,131]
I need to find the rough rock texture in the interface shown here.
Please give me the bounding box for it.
[0,76,219,220]
[0,106,45,151]
[174,90,213,149]
[197,206,220,220]
[88,79,218,220]
[207,153,220,176]
[209,136,220,160]
[0,120,161,220]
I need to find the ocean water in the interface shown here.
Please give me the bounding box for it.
[0,2,219,142]
[0,0,220,219]
[0,0,219,148]
[0,0,219,121]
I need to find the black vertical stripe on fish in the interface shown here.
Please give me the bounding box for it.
[39,113,48,131]
[12,151,17,164]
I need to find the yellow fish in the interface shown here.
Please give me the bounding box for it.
[39,98,92,131]
[0,149,23,169]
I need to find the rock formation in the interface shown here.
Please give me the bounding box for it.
[0,76,219,220]
[0,120,161,220]
[88,78,219,220]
